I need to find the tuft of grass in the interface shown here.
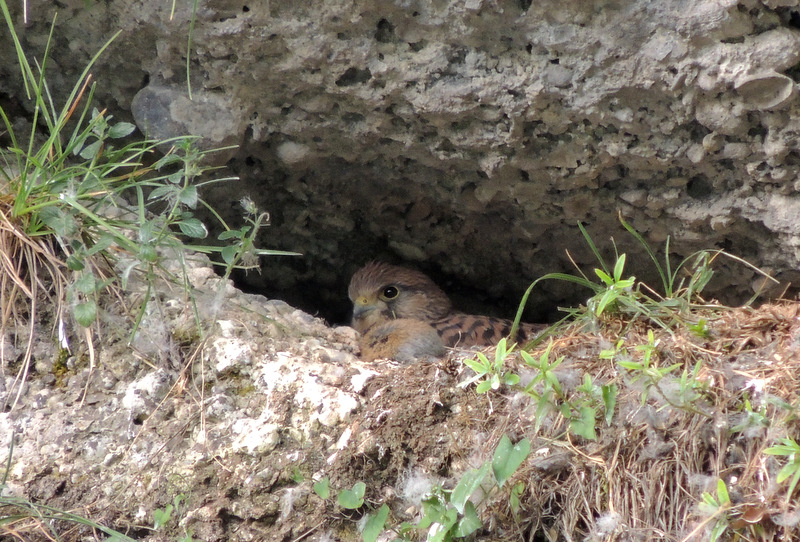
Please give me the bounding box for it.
[0,1,298,410]
[510,213,777,340]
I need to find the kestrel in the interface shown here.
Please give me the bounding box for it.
[348,262,544,362]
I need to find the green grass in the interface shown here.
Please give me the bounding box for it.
[0,0,298,407]
[510,214,777,341]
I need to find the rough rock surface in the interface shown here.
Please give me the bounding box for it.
[0,254,369,541]
[2,0,800,323]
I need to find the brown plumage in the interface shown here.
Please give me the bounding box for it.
[348,262,544,361]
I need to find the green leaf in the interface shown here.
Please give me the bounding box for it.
[66,254,85,271]
[453,501,482,537]
[71,132,89,156]
[221,244,239,265]
[138,244,158,263]
[510,481,524,515]
[613,253,627,282]
[84,233,115,256]
[73,300,97,327]
[39,206,78,237]
[495,337,509,362]
[290,466,304,484]
[419,491,448,528]
[154,153,184,169]
[617,277,635,288]
[595,289,620,316]
[594,268,613,286]
[218,228,245,241]
[427,522,449,542]
[716,479,730,504]
[709,520,727,542]
[463,358,488,374]
[569,406,597,440]
[153,504,173,529]
[338,481,366,509]
[362,504,389,542]
[108,121,136,138]
[149,185,177,201]
[178,218,207,238]
[786,468,800,503]
[74,271,97,294]
[428,508,458,542]
[777,462,797,484]
[492,435,530,487]
[79,139,103,160]
[451,462,490,515]
[312,477,330,499]
[475,381,492,394]
[602,384,617,425]
[765,438,800,456]
[617,360,643,371]
[701,492,718,507]
[544,371,563,395]
[534,393,553,434]
[178,185,198,207]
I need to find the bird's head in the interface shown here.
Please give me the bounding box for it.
[348,262,452,333]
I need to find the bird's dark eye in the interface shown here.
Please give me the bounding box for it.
[381,286,399,300]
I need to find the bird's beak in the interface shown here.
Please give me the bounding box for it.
[352,299,374,320]
[351,298,376,331]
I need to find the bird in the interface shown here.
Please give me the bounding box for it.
[348,262,545,362]
[357,318,446,363]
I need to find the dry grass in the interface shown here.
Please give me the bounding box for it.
[0,197,67,411]
[486,301,800,541]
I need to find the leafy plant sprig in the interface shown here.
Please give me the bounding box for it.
[460,338,519,393]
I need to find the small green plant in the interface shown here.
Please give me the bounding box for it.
[508,481,525,518]
[397,435,530,542]
[509,215,776,339]
[566,374,618,440]
[730,396,769,434]
[337,481,366,510]
[588,253,636,317]
[312,477,331,499]
[461,338,520,393]
[462,338,614,441]
[289,465,305,484]
[696,479,733,542]
[520,341,565,434]
[312,477,389,542]
[688,317,710,339]
[521,344,616,440]
[317,436,530,542]
[151,493,197,541]
[153,494,183,530]
[616,330,680,402]
[764,438,800,503]
[601,333,711,417]
[362,504,390,542]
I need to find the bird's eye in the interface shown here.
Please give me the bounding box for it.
[381,286,399,300]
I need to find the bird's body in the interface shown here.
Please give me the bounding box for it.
[348,262,544,362]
